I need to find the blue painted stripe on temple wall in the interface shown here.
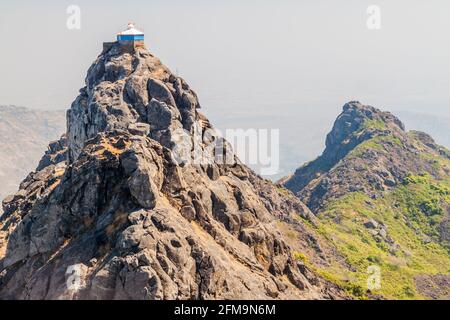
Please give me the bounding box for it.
[117,35,144,41]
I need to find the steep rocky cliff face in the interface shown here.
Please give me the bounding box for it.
[0,43,345,300]
[283,102,450,299]
[282,102,448,211]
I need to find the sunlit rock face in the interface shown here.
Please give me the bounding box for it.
[0,43,345,300]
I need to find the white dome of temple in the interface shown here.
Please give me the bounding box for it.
[117,23,144,41]
[118,23,144,36]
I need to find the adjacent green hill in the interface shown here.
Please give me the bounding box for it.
[282,101,450,299]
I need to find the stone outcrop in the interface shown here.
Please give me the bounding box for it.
[282,101,449,211]
[282,101,450,299]
[0,43,346,300]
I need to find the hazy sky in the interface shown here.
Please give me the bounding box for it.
[1,1,449,176]
[1,0,449,111]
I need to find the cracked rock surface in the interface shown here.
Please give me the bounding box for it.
[0,43,346,300]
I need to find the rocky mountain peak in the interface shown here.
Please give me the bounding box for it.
[324,101,405,159]
[0,42,345,300]
[282,102,407,195]
[67,42,202,163]
[282,102,450,299]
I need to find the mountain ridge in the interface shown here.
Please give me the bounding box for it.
[0,43,448,300]
[0,42,346,300]
[282,101,449,211]
[282,101,450,299]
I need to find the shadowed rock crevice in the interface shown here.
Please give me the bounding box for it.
[281,101,450,299]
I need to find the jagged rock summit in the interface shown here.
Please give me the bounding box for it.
[282,101,450,299]
[283,101,449,211]
[0,42,345,299]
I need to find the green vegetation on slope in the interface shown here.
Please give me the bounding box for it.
[348,134,404,158]
[286,106,450,299]
[298,174,449,299]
